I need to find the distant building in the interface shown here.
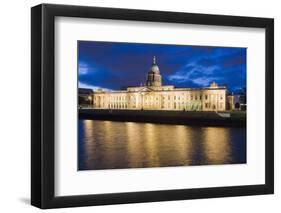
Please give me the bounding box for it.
[226,93,246,111]
[238,90,247,110]
[78,88,93,107]
[227,95,235,111]
[89,57,231,111]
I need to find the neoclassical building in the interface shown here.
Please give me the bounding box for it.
[92,57,227,111]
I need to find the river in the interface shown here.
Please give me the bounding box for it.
[78,119,246,170]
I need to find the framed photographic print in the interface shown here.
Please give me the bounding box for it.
[31,4,274,209]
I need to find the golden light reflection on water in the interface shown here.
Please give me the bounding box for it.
[144,123,160,167]
[202,127,231,164]
[79,120,246,170]
[126,122,144,168]
[173,125,193,165]
[83,120,94,167]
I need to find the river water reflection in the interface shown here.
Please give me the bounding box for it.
[78,119,246,170]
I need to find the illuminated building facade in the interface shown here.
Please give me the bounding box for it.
[92,57,227,111]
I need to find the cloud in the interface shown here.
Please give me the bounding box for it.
[166,47,246,89]
[78,61,99,76]
[192,77,222,86]
[78,62,89,75]
[78,82,112,91]
[167,63,220,86]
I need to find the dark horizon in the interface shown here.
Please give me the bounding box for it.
[78,41,246,93]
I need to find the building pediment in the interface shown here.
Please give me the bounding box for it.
[138,87,155,92]
[127,86,155,92]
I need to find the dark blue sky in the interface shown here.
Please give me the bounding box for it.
[78,41,246,93]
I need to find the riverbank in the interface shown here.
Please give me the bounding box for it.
[79,109,246,127]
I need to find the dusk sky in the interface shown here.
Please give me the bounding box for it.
[78,41,246,93]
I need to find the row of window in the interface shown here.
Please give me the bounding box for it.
[95,99,224,106]
[94,94,224,102]
[94,102,225,110]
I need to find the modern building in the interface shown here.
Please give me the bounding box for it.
[85,56,230,112]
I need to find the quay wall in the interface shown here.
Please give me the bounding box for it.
[79,109,246,127]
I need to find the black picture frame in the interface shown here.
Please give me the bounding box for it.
[31,3,274,209]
